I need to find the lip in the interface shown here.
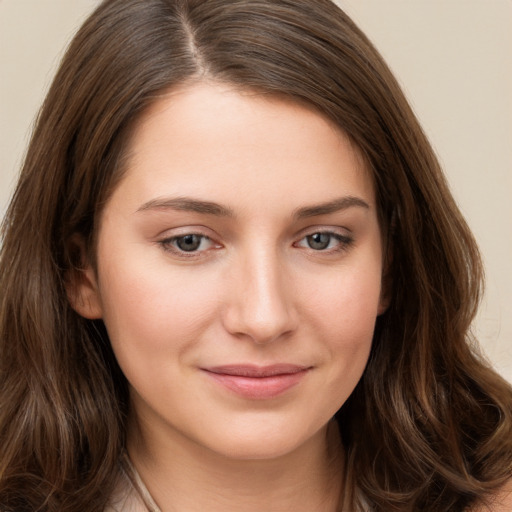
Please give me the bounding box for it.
[202,364,311,400]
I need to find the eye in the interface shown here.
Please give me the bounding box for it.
[160,234,216,254]
[295,231,353,252]
[305,233,332,250]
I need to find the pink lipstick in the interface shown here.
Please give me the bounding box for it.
[202,364,310,399]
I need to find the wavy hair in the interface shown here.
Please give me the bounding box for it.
[1,0,511,510]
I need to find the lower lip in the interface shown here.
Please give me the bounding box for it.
[204,370,308,400]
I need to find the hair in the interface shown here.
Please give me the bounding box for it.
[1,0,511,510]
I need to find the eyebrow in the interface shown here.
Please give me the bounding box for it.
[293,196,370,219]
[136,195,369,218]
[136,197,234,217]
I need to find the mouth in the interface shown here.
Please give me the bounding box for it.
[202,364,311,399]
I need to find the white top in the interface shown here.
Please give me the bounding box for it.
[105,457,161,512]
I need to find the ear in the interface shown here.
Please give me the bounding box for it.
[65,235,103,319]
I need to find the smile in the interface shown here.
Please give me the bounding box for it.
[202,364,311,400]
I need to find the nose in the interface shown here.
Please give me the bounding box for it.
[222,248,297,345]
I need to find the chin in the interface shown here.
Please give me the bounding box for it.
[200,418,326,462]
[212,440,302,462]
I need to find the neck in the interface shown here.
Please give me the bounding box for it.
[127,416,344,512]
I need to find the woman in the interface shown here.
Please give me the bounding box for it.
[0,0,511,510]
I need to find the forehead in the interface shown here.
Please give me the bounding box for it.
[112,81,375,214]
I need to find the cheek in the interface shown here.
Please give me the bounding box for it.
[96,253,221,367]
[332,272,380,363]
[303,259,383,336]
[300,262,381,392]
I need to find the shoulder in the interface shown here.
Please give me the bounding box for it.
[468,479,512,512]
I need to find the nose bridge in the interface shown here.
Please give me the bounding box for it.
[224,242,296,344]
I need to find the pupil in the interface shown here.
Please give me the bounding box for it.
[177,235,201,252]
[308,233,330,250]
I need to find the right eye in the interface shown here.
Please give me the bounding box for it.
[160,234,216,254]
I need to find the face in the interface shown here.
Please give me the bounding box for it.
[73,82,387,461]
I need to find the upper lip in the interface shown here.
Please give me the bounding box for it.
[204,364,310,378]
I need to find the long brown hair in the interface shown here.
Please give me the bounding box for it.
[1,1,511,510]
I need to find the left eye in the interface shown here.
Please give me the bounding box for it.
[296,232,349,251]
[162,234,214,253]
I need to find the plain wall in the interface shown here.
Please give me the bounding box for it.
[1,0,511,382]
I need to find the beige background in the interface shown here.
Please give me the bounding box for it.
[1,1,511,382]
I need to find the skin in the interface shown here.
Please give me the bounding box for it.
[471,482,512,512]
[72,82,388,511]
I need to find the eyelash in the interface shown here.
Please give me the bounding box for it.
[294,231,354,253]
[158,230,354,258]
[159,233,218,257]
